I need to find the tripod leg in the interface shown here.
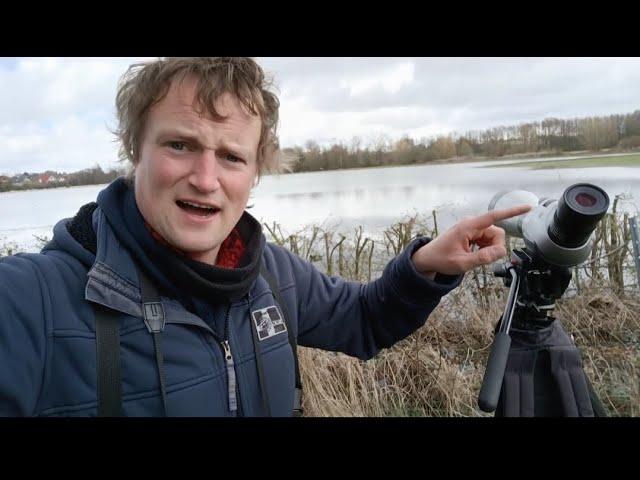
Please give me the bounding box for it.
[549,348,597,417]
[584,374,608,417]
[496,350,536,417]
[533,350,564,417]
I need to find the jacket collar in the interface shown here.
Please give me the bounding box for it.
[84,206,218,336]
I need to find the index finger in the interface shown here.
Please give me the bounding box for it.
[468,204,533,230]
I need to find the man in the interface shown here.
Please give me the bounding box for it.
[0,58,530,416]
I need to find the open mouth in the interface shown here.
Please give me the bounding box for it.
[176,200,220,217]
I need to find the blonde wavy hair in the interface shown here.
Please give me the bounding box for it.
[114,57,291,179]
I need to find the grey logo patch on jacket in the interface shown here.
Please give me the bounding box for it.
[252,306,287,341]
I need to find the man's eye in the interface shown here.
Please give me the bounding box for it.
[168,141,186,151]
[225,152,245,163]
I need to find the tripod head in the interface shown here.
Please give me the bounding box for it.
[477,247,570,412]
[495,248,572,326]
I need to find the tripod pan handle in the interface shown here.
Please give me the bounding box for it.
[478,332,512,413]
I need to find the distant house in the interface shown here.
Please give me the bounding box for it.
[38,174,51,184]
[0,175,10,184]
[12,174,31,186]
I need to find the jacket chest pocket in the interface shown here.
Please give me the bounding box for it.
[120,323,230,413]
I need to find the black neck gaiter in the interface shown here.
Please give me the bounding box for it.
[96,177,265,305]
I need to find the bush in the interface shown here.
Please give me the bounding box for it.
[619,135,640,149]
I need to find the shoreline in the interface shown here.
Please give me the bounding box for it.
[2,149,640,193]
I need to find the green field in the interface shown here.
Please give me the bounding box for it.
[483,153,640,170]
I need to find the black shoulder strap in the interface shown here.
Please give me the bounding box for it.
[249,306,272,417]
[94,303,123,417]
[260,262,303,416]
[93,266,168,417]
[137,266,168,416]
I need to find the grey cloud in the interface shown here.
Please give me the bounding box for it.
[264,58,640,131]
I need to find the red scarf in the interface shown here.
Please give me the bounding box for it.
[144,223,245,269]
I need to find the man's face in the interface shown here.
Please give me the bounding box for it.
[134,76,261,265]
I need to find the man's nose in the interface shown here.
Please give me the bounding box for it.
[188,150,221,193]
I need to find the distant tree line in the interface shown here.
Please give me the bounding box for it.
[3,109,640,188]
[64,165,126,187]
[0,165,127,192]
[284,110,640,173]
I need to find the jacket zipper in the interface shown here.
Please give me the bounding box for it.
[220,339,237,414]
[219,304,241,415]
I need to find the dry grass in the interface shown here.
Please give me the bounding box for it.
[298,282,639,417]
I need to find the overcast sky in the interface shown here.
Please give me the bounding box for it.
[0,57,639,175]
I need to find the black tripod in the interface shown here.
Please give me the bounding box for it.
[478,248,607,417]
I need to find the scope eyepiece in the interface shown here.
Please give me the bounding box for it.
[547,184,610,248]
